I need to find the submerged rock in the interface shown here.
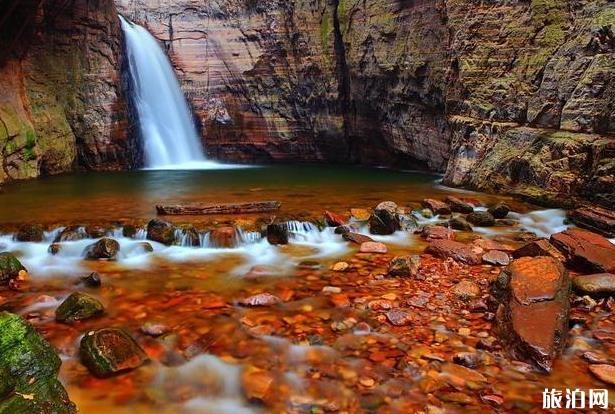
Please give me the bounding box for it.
[488,203,511,219]
[425,240,482,265]
[551,228,615,273]
[56,292,104,323]
[452,280,481,301]
[359,241,388,254]
[350,208,370,222]
[445,196,474,214]
[421,199,451,215]
[0,252,26,285]
[0,312,76,413]
[15,224,44,242]
[80,328,148,378]
[449,216,473,231]
[48,243,62,255]
[239,293,281,307]
[266,223,288,245]
[421,225,455,241]
[388,255,421,278]
[80,272,102,288]
[572,273,615,297]
[146,219,175,245]
[369,201,401,235]
[84,237,120,260]
[466,211,496,227]
[512,239,565,262]
[209,226,238,248]
[492,257,570,372]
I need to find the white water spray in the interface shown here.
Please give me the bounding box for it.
[120,16,233,170]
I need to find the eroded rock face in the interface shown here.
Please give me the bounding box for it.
[0,0,138,184]
[493,257,570,372]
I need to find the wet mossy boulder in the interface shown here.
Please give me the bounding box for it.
[0,312,76,413]
[84,237,120,260]
[55,292,104,323]
[146,219,175,245]
[0,252,26,285]
[15,224,44,242]
[53,226,86,243]
[466,211,496,227]
[80,328,148,378]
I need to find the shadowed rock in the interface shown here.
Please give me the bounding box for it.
[15,224,44,242]
[550,228,615,273]
[209,227,238,248]
[266,223,288,245]
[445,196,474,213]
[54,226,87,242]
[569,206,615,238]
[449,216,473,231]
[369,201,401,235]
[84,237,120,260]
[488,203,510,219]
[466,211,496,227]
[513,239,565,262]
[421,199,451,215]
[0,252,26,285]
[492,257,570,372]
[146,219,175,245]
[56,292,104,323]
[342,232,374,245]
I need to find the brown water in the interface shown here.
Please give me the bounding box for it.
[0,165,613,413]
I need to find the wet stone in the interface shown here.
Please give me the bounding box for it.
[445,196,474,213]
[453,352,482,368]
[572,273,615,297]
[54,226,87,243]
[84,237,120,260]
[209,226,238,248]
[15,224,44,242]
[453,280,481,301]
[449,216,473,232]
[425,240,482,265]
[569,206,615,238]
[48,243,62,255]
[488,203,511,219]
[466,211,496,227]
[350,208,370,221]
[80,272,101,288]
[85,225,107,238]
[0,252,26,285]
[512,239,565,262]
[146,219,175,245]
[421,199,451,215]
[421,225,455,241]
[55,292,104,323]
[369,201,401,235]
[551,228,615,273]
[482,250,510,266]
[385,309,413,326]
[324,210,346,227]
[238,293,281,307]
[343,232,374,245]
[388,255,421,278]
[140,322,169,337]
[80,328,148,378]
[588,364,615,385]
[331,262,350,272]
[266,223,288,245]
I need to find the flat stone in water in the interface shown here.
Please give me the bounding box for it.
[239,293,281,307]
[80,328,148,378]
[360,241,388,254]
[573,273,615,297]
[482,250,510,266]
[588,364,615,385]
[56,292,104,323]
[385,309,413,326]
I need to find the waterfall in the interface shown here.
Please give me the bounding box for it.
[120,16,212,170]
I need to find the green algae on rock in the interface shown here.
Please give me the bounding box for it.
[80,328,148,378]
[0,252,26,285]
[55,292,105,323]
[0,312,76,413]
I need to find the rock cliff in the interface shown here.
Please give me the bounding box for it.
[116,0,614,207]
[0,0,138,183]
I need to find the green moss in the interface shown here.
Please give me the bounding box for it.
[0,252,26,285]
[55,292,104,323]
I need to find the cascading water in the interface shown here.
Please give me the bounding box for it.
[120,16,223,170]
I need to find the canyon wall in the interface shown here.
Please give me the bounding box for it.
[0,0,138,184]
[116,0,614,207]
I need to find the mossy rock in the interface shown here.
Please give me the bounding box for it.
[0,253,26,285]
[84,238,120,260]
[0,312,76,413]
[146,219,175,245]
[15,224,44,242]
[80,328,148,378]
[55,292,104,323]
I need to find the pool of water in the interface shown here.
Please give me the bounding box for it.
[2,165,611,413]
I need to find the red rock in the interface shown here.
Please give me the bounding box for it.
[512,239,565,262]
[241,367,275,403]
[445,196,474,213]
[421,199,451,215]
[473,238,515,252]
[342,232,374,245]
[324,210,346,227]
[421,225,455,241]
[550,228,615,273]
[570,206,615,238]
[493,257,570,372]
[238,293,281,307]
[482,250,510,266]
[209,226,237,248]
[425,240,482,265]
[385,309,413,326]
[360,241,388,254]
[452,280,481,301]
[588,364,615,385]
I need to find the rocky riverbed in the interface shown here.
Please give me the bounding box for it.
[1,192,614,413]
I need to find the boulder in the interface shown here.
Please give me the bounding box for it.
[80,328,148,378]
[266,223,288,245]
[84,237,120,260]
[359,242,388,254]
[572,273,615,297]
[55,292,104,323]
[0,312,76,413]
[488,203,511,219]
[492,257,570,372]
[421,225,455,241]
[512,239,565,262]
[449,217,473,232]
[54,226,87,243]
[85,225,107,238]
[445,196,474,214]
[15,224,44,242]
[452,280,481,301]
[482,250,511,266]
[369,201,401,235]
[122,224,138,238]
[324,210,346,227]
[425,240,482,265]
[0,252,26,285]
[209,226,238,248]
[177,225,200,247]
[550,228,615,273]
[342,232,374,245]
[421,199,451,215]
[466,211,496,227]
[569,206,615,238]
[146,219,175,245]
[388,255,421,278]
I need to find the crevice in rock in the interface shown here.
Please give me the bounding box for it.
[331,0,352,161]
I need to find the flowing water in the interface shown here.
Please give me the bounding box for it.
[3,166,608,413]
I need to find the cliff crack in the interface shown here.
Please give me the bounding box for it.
[331,0,352,159]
